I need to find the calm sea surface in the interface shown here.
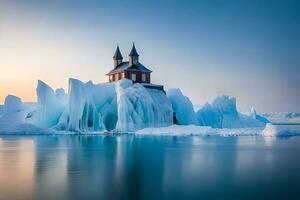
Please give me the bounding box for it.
[1,134,300,200]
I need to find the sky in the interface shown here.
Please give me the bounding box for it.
[0,0,299,113]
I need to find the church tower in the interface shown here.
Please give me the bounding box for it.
[129,43,139,66]
[113,45,123,67]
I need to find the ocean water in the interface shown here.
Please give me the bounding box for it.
[0,135,300,200]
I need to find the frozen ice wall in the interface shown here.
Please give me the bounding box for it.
[62,78,117,132]
[167,88,197,125]
[116,79,173,132]
[33,78,172,132]
[35,80,67,128]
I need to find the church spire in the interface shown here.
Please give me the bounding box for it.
[113,45,123,67]
[129,43,139,66]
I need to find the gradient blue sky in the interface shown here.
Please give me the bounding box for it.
[0,0,299,112]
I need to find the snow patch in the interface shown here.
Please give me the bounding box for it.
[136,125,264,136]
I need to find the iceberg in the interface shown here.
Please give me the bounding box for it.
[60,78,117,132]
[33,78,173,132]
[116,79,173,132]
[196,95,266,128]
[0,95,52,134]
[0,79,273,134]
[262,123,300,137]
[34,80,67,128]
[250,107,270,123]
[167,88,197,125]
[0,95,33,123]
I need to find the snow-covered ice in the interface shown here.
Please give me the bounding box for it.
[137,124,300,137]
[262,123,300,137]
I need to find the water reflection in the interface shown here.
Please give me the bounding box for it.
[0,135,300,200]
[0,138,35,200]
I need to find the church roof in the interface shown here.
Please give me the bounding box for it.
[107,61,152,75]
[113,46,123,59]
[129,43,139,57]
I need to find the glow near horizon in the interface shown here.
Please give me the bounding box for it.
[0,0,299,113]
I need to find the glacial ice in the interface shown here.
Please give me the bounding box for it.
[116,79,173,132]
[250,107,270,123]
[196,95,265,128]
[59,78,117,132]
[167,88,197,125]
[32,78,173,132]
[35,80,67,128]
[0,79,272,135]
[262,123,300,137]
[0,95,49,134]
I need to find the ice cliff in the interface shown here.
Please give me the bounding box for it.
[167,89,197,125]
[33,79,173,132]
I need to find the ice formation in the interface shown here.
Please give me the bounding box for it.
[0,95,48,134]
[3,95,25,115]
[166,88,197,125]
[196,95,266,128]
[58,78,117,132]
[250,107,270,123]
[32,78,173,132]
[116,79,173,132]
[35,80,67,128]
[262,123,300,137]
[137,124,300,137]
[0,79,273,134]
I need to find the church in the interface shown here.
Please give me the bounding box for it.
[107,44,164,91]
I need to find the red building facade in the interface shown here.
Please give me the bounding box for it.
[107,44,152,84]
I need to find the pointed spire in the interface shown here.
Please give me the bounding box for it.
[113,45,123,59]
[129,43,139,57]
